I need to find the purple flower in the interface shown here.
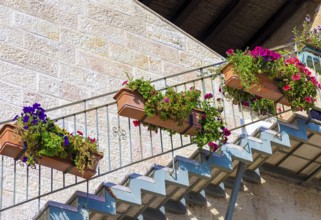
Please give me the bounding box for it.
[22,156,28,163]
[32,119,38,125]
[23,106,34,114]
[23,126,28,130]
[306,16,310,23]
[23,115,29,123]
[32,103,41,109]
[204,93,213,99]
[164,97,169,103]
[63,136,69,147]
[12,115,19,121]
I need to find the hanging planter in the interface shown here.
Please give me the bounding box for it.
[113,77,231,152]
[221,47,321,112]
[222,63,290,106]
[0,124,102,179]
[113,88,202,135]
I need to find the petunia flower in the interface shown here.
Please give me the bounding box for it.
[77,130,83,136]
[291,73,301,81]
[204,93,213,99]
[226,48,234,56]
[63,136,69,147]
[133,120,140,127]
[282,85,291,91]
[208,142,219,152]
[122,80,128,86]
[164,97,169,103]
[304,97,313,103]
[222,127,231,136]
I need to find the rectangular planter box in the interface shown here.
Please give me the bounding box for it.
[222,63,290,106]
[0,124,102,180]
[113,88,203,136]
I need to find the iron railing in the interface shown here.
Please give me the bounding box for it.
[0,43,319,219]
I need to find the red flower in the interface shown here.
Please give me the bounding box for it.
[304,97,313,103]
[122,80,128,86]
[282,85,291,91]
[77,130,83,136]
[88,137,96,143]
[291,73,301,81]
[226,48,234,56]
[223,127,231,136]
[201,114,206,119]
[133,120,140,127]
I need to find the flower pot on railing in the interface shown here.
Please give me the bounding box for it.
[222,63,290,106]
[0,124,102,179]
[113,88,202,135]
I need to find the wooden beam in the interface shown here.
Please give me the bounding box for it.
[171,0,203,26]
[140,0,154,6]
[244,0,305,49]
[202,0,248,44]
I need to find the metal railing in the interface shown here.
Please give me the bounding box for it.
[0,43,319,219]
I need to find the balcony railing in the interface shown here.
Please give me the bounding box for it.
[0,43,319,218]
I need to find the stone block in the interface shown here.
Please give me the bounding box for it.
[2,0,76,29]
[38,74,62,97]
[0,81,22,106]
[109,43,149,71]
[0,60,37,90]
[146,23,186,50]
[78,17,127,46]
[127,33,179,63]
[61,28,108,57]
[0,42,58,76]
[12,11,60,40]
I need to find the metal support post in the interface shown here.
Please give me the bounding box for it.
[225,162,245,220]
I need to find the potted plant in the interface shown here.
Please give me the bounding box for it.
[293,15,321,51]
[0,103,103,179]
[113,77,231,152]
[221,46,321,112]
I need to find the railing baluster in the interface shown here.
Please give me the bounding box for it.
[106,105,111,171]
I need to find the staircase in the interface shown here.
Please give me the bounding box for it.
[34,115,313,220]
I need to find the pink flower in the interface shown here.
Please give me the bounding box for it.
[241,101,249,107]
[208,142,219,152]
[133,120,140,127]
[201,114,206,119]
[304,97,313,103]
[204,93,213,99]
[122,80,128,86]
[282,85,291,91]
[277,107,282,112]
[291,73,301,81]
[226,48,234,56]
[223,127,231,136]
[77,130,83,136]
[164,97,169,103]
[310,76,319,86]
[190,86,195,90]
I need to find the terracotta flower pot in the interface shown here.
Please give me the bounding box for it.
[113,88,203,135]
[0,124,102,180]
[222,63,290,106]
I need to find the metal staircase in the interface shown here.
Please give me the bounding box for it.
[33,117,305,220]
